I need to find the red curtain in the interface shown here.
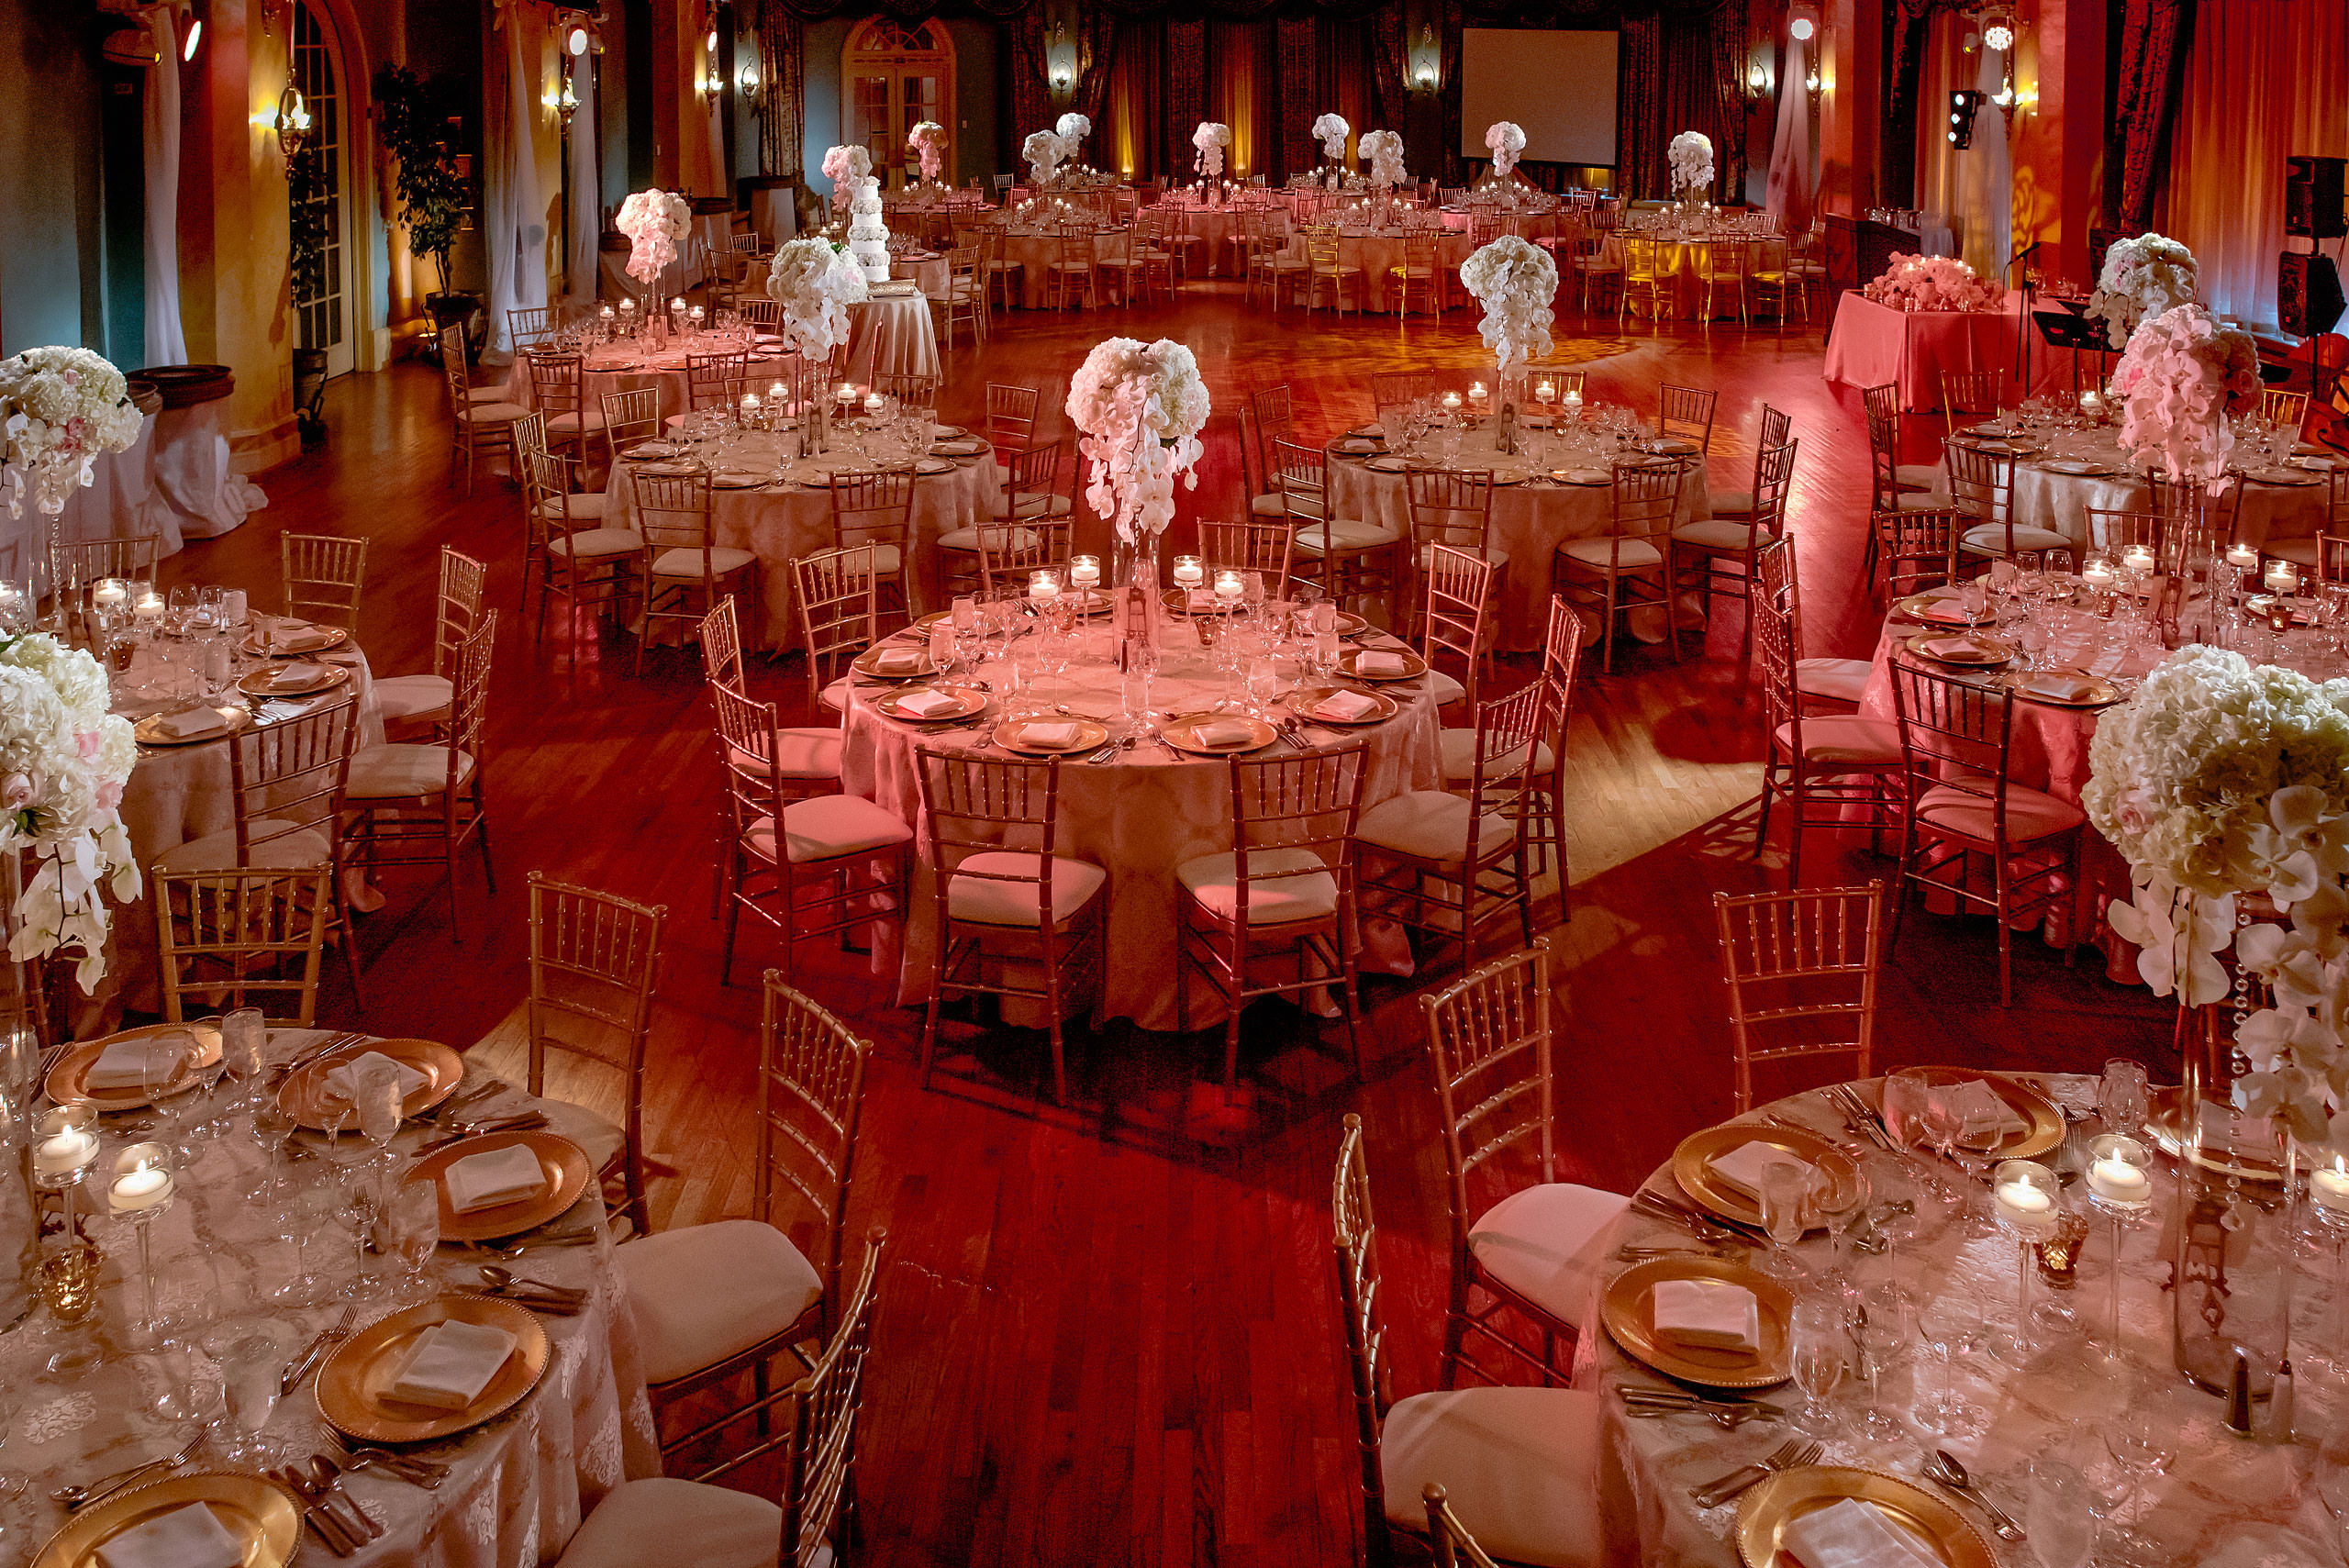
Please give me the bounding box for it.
[1012,9,1052,153]
[1613,3,1745,200]
[1278,17,1317,180]
[2114,0,2198,231]
[1106,16,1167,181]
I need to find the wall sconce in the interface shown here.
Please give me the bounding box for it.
[1981,7,2018,52]
[275,83,311,157]
[1805,64,1823,100]
[1412,24,1438,92]
[1788,6,1817,42]
[258,0,286,36]
[740,59,761,105]
[553,69,579,125]
[1746,61,1769,101]
[552,10,603,58]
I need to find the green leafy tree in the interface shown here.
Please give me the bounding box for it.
[373,64,468,296]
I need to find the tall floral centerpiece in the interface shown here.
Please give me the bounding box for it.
[1668,131,1714,206]
[2,633,139,1001]
[1460,235,1556,433]
[2108,304,2261,494]
[1023,128,1071,190]
[1359,129,1406,222]
[766,238,868,446]
[2088,233,2199,350]
[908,121,948,186]
[1484,121,1524,185]
[0,349,146,520]
[1056,112,1091,151]
[820,143,871,225]
[1313,114,1351,189]
[1066,338,1210,637]
[615,189,690,311]
[1192,122,1232,201]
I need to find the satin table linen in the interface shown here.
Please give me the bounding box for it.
[1272,228,1475,314]
[841,291,942,384]
[1822,295,2021,412]
[501,339,792,424]
[1572,1075,2348,1568]
[2003,434,2333,554]
[841,617,1442,1031]
[969,224,1122,309]
[600,428,1000,646]
[0,1029,658,1568]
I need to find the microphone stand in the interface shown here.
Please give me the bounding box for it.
[2009,240,2043,394]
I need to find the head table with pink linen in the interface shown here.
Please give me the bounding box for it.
[1822,294,2021,412]
[840,607,1443,1032]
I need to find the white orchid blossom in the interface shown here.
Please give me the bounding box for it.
[0,634,139,990]
[1064,339,1209,545]
[1459,237,1557,375]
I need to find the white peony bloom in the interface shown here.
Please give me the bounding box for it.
[2088,233,2199,350]
[1458,236,1558,373]
[764,237,868,359]
[1667,130,1715,193]
[1484,121,1526,177]
[1064,339,1210,544]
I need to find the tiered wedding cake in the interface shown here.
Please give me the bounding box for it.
[846,175,890,283]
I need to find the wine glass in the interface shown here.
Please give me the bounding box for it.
[273,1184,339,1307]
[140,1032,192,1142]
[1787,1297,1847,1434]
[1853,1280,1912,1440]
[2099,1058,2149,1136]
[1758,1161,1810,1283]
[338,1168,386,1303]
[201,1318,298,1464]
[250,1096,296,1204]
[1881,1070,1958,1206]
[2099,1389,2176,1562]
[1912,1293,1980,1437]
[218,1006,266,1117]
[1808,1158,1867,1294]
[353,1058,405,1173]
[383,1177,441,1306]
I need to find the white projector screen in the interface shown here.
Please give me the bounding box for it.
[1458,28,1620,168]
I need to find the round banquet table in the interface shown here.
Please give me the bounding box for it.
[1997,433,2336,554]
[501,338,793,424]
[842,291,941,384]
[889,252,951,301]
[839,614,1443,1032]
[600,428,1000,646]
[1270,228,1474,313]
[1573,1074,2348,1567]
[975,226,1122,309]
[1326,430,1712,653]
[0,1027,658,1568]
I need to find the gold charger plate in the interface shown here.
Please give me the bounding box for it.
[237,662,351,698]
[852,645,936,681]
[871,684,988,722]
[1338,647,1428,683]
[1600,1256,1792,1390]
[1364,455,1413,473]
[1893,594,1988,627]
[915,457,957,476]
[412,1129,593,1240]
[47,1022,222,1111]
[2013,670,2122,708]
[2145,1085,2287,1182]
[1286,685,1400,727]
[1671,1123,1857,1228]
[1330,612,1371,636]
[1891,1067,2065,1159]
[316,1293,551,1444]
[2042,459,2115,476]
[241,626,350,658]
[1160,712,1278,755]
[32,1472,304,1568]
[1902,633,2016,668]
[1734,1467,1995,1568]
[277,1036,465,1131]
[709,471,768,490]
[133,705,252,748]
[990,717,1109,756]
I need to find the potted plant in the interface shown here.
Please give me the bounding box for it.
[288,145,331,442]
[374,64,477,361]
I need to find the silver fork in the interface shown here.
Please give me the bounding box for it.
[1690,1437,1822,1508]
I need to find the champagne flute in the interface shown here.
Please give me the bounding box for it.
[1788,1297,1846,1433]
[1853,1280,1912,1440]
[250,1097,297,1204]
[1759,1161,1810,1284]
[354,1058,405,1173]
[218,1006,266,1118]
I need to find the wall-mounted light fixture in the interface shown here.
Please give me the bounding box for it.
[182,1,205,61]
[740,59,761,106]
[553,69,579,125]
[275,83,311,156]
[1746,61,1769,101]
[1410,24,1439,92]
[1806,63,1823,100]
[257,0,286,36]
[1788,7,1816,42]
[1981,7,2018,52]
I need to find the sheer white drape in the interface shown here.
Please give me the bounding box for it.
[483,6,547,365]
[566,62,599,301]
[1764,36,1813,237]
[1913,17,2011,279]
[142,8,187,367]
[2162,0,2349,328]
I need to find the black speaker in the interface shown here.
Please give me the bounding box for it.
[2288,155,2346,239]
[2282,251,2347,336]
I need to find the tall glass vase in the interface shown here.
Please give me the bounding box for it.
[1,850,40,1336]
[1115,530,1163,668]
[2174,1005,2294,1415]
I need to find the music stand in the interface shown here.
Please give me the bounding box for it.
[2035,310,2112,400]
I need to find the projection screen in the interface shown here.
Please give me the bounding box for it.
[1458,28,1620,168]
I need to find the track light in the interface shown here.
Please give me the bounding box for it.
[1946,89,1983,149]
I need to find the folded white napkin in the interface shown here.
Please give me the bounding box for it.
[2024,673,2097,702]
[265,662,327,691]
[1920,636,1990,660]
[441,1143,546,1213]
[1354,650,1409,676]
[268,621,332,652]
[1020,721,1081,749]
[1314,690,1381,722]
[874,646,925,673]
[1197,718,1257,748]
[1566,468,1613,484]
[1708,1140,1813,1201]
[94,1502,244,1568]
[1916,599,1977,624]
[1186,589,1221,613]
[86,1037,177,1092]
[151,706,224,740]
[324,1051,430,1105]
[1649,1277,1761,1354]
[896,687,964,719]
[387,1318,518,1411]
[1777,1497,1943,1568]
[1945,1079,2028,1146]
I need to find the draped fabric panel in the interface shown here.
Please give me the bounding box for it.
[1209,21,1273,180]
[483,7,547,365]
[566,59,600,300]
[1106,17,1166,182]
[1074,6,1118,143]
[142,9,187,367]
[2114,0,2197,231]
[1369,7,1410,151]
[1913,11,2012,275]
[1277,17,1316,181]
[1319,18,1370,161]
[758,5,805,178]
[1012,9,1052,153]
[1168,18,1206,170]
[1616,12,1664,195]
[1764,34,1812,236]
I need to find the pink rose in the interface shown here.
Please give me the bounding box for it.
[75,728,101,762]
[1,773,34,809]
[95,780,123,810]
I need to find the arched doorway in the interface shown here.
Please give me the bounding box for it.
[841,19,955,189]
[290,0,354,376]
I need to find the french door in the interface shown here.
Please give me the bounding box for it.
[842,19,955,189]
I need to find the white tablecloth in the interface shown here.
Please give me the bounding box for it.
[842,293,941,384]
[2000,435,2333,552]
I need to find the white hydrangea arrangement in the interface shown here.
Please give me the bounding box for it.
[1668,131,1714,195]
[1313,113,1350,163]
[1359,129,1406,192]
[1056,112,1091,143]
[2108,303,2262,492]
[0,348,146,518]
[1065,338,1209,545]
[1023,128,1074,188]
[1,632,139,991]
[2088,233,2199,350]
[615,189,691,286]
[908,121,948,183]
[765,237,869,360]
[1192,122,1232,180]
[1485,122,1525,178]
[1459,236,1557,376]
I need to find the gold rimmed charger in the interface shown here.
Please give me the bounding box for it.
[33,1472,304,1568]
[1893,594,1990,627]
[1286,685,1399,727]
[2144,1086,2288,1182]
[47,1022,223,1111]
[133,705,252,749]
[1364,455,1413,473]
[237,661,351,699]
[2013,669,2122,709]
[1160,712,1278,755]
[413,1129,592,1240]
[277,1036,465,1131]
[1671,1123,1856,1228]
[989,717,1109,756]
[2042,458,2116,477]
[1337,647,1428,683]
[914,457,957,476]
[239,625,350,659]
[1902,632,2017,668]
[1600,1256,1791,1390]
[1734,1467,1995,1568]
[851,645,936,681]
[708,470,768,490]
[316,1293,551,1444]
[1891,1067,2065,1159]
[870,684,988,723]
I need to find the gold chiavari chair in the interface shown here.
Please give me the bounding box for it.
[507,306,554,353]
[1483,597,1580,878]
[935,243,987,347]
[2316,532,2349,585]
[1948,441,2073,571]
[792,545,879,716]
[1260,216,1313,311]
[1656,384,1719,451]
[1425,1485,1505,1568]
[1880,506,1965,603]
[1177,742,1370,1090]
[2083,506,2190,573]
[1691,237,1749,328]
[1276,439,1403,621]
[1043,227,1099,310]
[1197,518,1296,602]
[981,226,1023,315]
[1671,438,1796,662]
[1706,405,1791,519]
[621,972,873,1480]
[1940,368,2005,437]
[1369,373,1441,412]
[1304,228,1365,316]
[1242,384,1295,523]
[281,533,368,632]
[154,867,333,1026]
[1552,457,1687,673]
[441,325,527,495]
[1419,936,1631,1386]
[1713,883,1885,1113]
[1389,231,1445,320]
[1755,545,1872,716]
[974,516,1073,591]
[1328,1114,1606,1568]
[377,546,487,738]
[914,747,1108,1106]
[1406,468,1502,636]
[1753,564,1903,886]
[987,437,1073,524]
[1748,236,1803,328]
[525,448,638,648]
[1865,381,1946,495]
[630,467,759,676]
[1564,228,1620,319]
[828,465,918,622]
[869,371,941,413]
[525,348,607,463]
[2260,387,2310,436]
[660,350,752,435]
[1412,544,1491,717]
[48,533,161,617]
[1618,236,1672,328]
[599,387,663,472]
[738,296,782,331]
[984,382,1040,451]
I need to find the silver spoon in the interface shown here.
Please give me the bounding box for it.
[1924,1450,2028,1541]
[478,1264,587,1301]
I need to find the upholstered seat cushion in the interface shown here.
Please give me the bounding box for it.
[618,1219,823,1386]
[947,851,1107,926]
[463,385,507,404]
[1439,729,1553,783]
[1893,490,1950,510]
[548,528,643,560]
[154,821,331,874]
[1960,523,2072,556]
[2264,537,2321,568]
[459,402,530,425]
[989,492,1074,521]
[651,546,757,578]
[1175,848,1340,925]
[1895,462,1944,491]
[1707,489,1755,517]
[1571,258,1622,274]
[1427,668,1466,706]
[1773,716,1903,765]
[730,728,845,781]
[373,673,455,724]
[1671,519,1760,551]
[344,744,473,801]
[936,525,1037,552]
[842,544,904,576]
[1417,542,1509,571]
[744,795,913,864]
[553,1478,789,1568]
[1294,519,1401,553]
[1380,1386,1605,1568]
[1248,492,1286,520]
[534,493,611,524]
[1914,780,2085,843]
[1796,656,1873,706]
[1468,1183,1632,1332]
[1556,536,1664,570]
[546,410,610,434]
[1357,790,1515,862]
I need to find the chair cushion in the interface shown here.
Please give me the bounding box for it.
[463,385,507,404]
[1895,490,1950,510]
[818,678,852,715]
[1707,489,1755,517]
[1427,668,1466,706]
[555,1477,783,1568]
[1774,716,1903,765]
[1469,1184,1633,1332]
[1439,729,1554,783]
[154,821,332,874]
[459,401,531,425]
[549,528,642,561]
[1895,462,1944,491]
[1380,1386,1605,1568]
[842,543,903,576]
[991,492,1074,521]
[1556,536,1664,570]
[947,851,1108,927]
[1175,848,1341,925]
[373,673,455,724]
[1294,519,1401,553]
[618,1219,823,1386]
[345,744,473,800]
[546,410,610,434]
[936,525,1038,552]
[1796,657,1874,706]
[1357,790,1515,862]
[534,493,611,523]
[651,546,758,578]
[745,795,913,863]
[1671,519,1760,551]
[1960,524,2072,556]
[1914,780,2086,843]
[1248,492,1286,520]
[731,728,845,781]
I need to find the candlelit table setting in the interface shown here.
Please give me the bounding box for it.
[1573,1067,2349,1568]
[500,311,791,423]
[836,562,1444,1030]
[0,1021,655,1567]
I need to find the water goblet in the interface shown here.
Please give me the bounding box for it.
[201,1318,298,1465]
[2099,1058,2148,1136]
[272,1183,339,1306]
[383,1177,442,1306]
[1852,1279,1913,1440]
[1787,1297,1847,1434]
[1758,1160,1810,1284]
[2099,1388,2176,1564]
[353,1058,405,1173]
[1912,1294,1981,1437]
[219,1007,266,1116]
[2026,1457,2095,1568]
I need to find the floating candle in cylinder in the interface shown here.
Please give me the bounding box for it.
[2313,1161,2349,1217]
[1991,1158,2060,1232]
[108,1143,173,1214]
[2121,545,2155,573]
[863,393,885,417]
[90,578,128,613]
[1466,382,1488,408]
[740,393,762,424]
[2226,542,2259,570]
[2080,560,2117,591]
[1536,379,1557,406]
[2087,1135,2153,1207]
[1214,570,1245,603]
[2267,562,2299,593]
[1441,392,1463,415]
[33,1108,97,1182]
[1173,555,1205,588]
[1564,390,1583,415]
[1028,570,1060,603]
[1069,556,1100,589]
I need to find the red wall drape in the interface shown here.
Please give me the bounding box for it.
[2114,0,2197,230]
